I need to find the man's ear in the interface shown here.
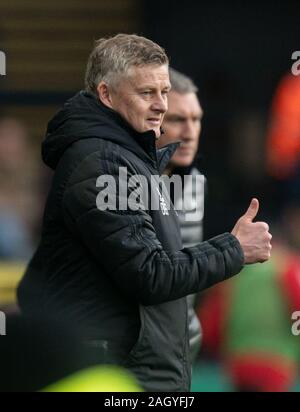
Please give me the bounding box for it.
[97,82,114,109]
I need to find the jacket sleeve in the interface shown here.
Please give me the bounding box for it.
[62,152,244,306]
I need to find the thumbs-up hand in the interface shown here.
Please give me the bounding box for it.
[231,198,272,264]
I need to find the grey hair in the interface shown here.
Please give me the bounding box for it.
[85,33,169,95]
[169,67,198,94]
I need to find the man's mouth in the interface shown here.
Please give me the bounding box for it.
[147,118,161,126]
[177,147,193,155]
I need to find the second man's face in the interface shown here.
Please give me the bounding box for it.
[158,91,203,168]
[108,64,171,138]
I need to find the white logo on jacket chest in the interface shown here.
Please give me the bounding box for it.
[156,188,169,216]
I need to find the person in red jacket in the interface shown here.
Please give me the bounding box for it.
[267,74,300,181]
[197,201,300,392]
[266,73,300,218]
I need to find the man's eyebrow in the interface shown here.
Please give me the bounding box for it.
[166,114,186,118]
[136,85,153,90]
[136,85,171,90]
[164,114,188,121]
[165,112,203,120]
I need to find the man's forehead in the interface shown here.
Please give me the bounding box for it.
[167,91,202,115]
[127,64,170,85]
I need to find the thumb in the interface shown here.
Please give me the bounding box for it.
[243,198,259,222]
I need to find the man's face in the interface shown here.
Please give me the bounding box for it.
[158,91,203,168]
[108,64,170,138]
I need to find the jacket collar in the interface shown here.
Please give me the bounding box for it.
[156,141,181,174]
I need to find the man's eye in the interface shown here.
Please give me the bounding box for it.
[142,91,151,95]
[169,118,185,123]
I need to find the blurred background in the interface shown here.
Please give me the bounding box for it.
[0,0,300,391]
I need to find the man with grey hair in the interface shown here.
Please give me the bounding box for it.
[18,34,272,392]
[158,68,204,363]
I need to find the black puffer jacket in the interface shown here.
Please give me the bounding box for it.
[17,91,244,391]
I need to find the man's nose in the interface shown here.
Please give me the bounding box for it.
[182,120,197,140]
[151,95,168,113]
[181,135,194,142]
